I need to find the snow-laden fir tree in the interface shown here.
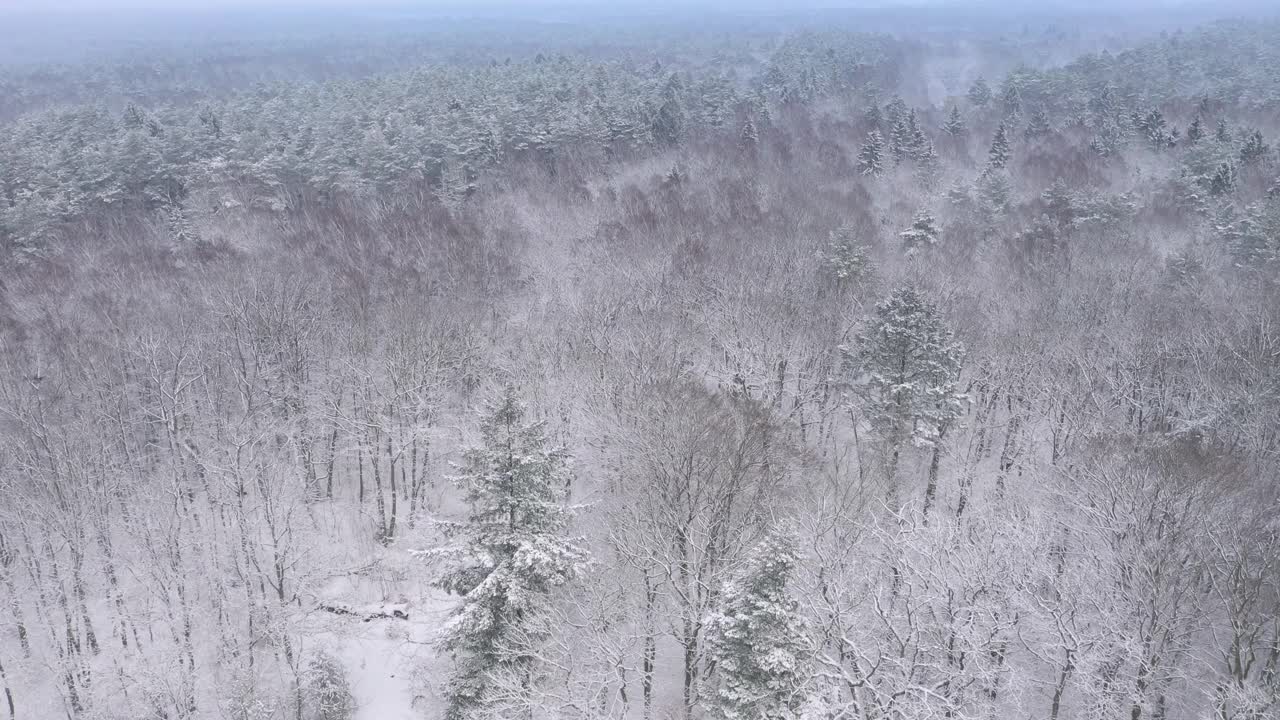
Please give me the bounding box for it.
[942,105,966,137]
[862,103,883,131]
[857,131,885,177]
[912,140,941,188]
[889,116,910,164]
[1226,198,1280,269]
[1024,107,1052,139]
[900,212,939,256]
[1239,130,1269,166]
[823,223,871,284]
[704,530,810,720]
[1216,118,1232,144]
[977,168,1013,220]
[967,76,992,108]
[1209,163,1236,197]
[987,122,1011,170]
[739,115,759,154]
[1186,116,1205,145]
[426,389,589,720]
[905,110,929,161]
[849,288,964,485]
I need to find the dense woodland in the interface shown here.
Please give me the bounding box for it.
[0,6,1278,720]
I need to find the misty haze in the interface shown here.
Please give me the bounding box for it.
[0,1,1278,719]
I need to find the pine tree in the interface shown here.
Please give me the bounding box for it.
[1240,129,1269,166]
[1139,109,1174,150]
[653,75,686,147]
[912,140,941,188]
[738,115,759,154]
[977,168,1013,219]
[987,122,1011,169]
[1215,118,1232,144]
[905,110,928,160]
[1186,116,1204,145]
[884,97,909,127]
[862,104,883,131]
[900,212,939,255]
[967,76,992,108]
[1209,163,1236,197]
[705,531,809,720]
[889,116,910,164]
[653,97,684,147]
[1042,179,1076,228]
[1024,107,1052,139]
[427,389,589,720]
[849,288,965,483]
[857,131,885,177]
[942,105,966,137]
[1226,200,1280,269]
[823,223,871,283]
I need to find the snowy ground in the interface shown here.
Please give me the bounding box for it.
[310,556,455,719]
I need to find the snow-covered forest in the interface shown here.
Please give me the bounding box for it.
[1,3,1279,719]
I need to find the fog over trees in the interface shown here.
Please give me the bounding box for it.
[0,2,1278,719]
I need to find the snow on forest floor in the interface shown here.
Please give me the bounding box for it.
[309,554,455,719]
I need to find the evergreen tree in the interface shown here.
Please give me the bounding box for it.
[849,288,964,483]
[1209,163,1237,197]
[1226,199,1280,269]
[823,223,871,283]
[905,110,929,160]
[427,390,589,720]
[652,96,685,147]
[1240,129,1269,166]
[738,115,759,154]
[942,105,966,137]
[889,116,910,164]
[987,122,1011,170]
[1089,122,1124,159]
[857,131,885,177]
[1216,118,1232,144]
[884,97,909,128]
[1186,116,1205,145]
[977,168,1013,219]
[653,75,686,147]
[900,212,939,255]
[912,140,941,188]
[1024,107,1052,139]
[1041,179,1077,229]
[705,531,810,720]
[967,76,992,108]
[1139,109,1175,150]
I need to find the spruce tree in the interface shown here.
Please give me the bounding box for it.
[987,122,1011,170]
[1024,107,1052,139]
[912,140,941,188]
[862,104,883,131]
[427,389,589,720]
[889,116,910,164]
[1216,118,1232,144]
[942,105,966,137]
[1186,116,1205,145]
[824,223,871,283]
[857,131,885,177]
[900,212,940,255]
[849,289,964,483]
[906,110,929,160]
[738,115,759,154]
[653,97,684,147]
[705,531,809,720]
[1209,163,1237,197]
[967,76,992,108]
[1240,129,1269,166]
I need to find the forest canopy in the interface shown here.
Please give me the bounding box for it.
[0,4,1278,720]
